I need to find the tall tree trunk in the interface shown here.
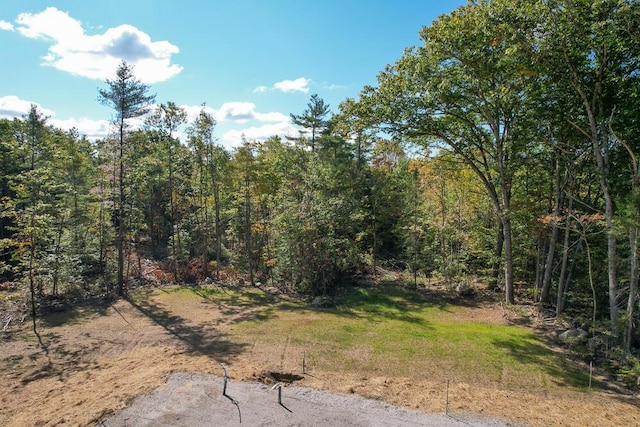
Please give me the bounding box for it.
[625,162,639,354]
[541,155,564,304]
[117,120,125,297]
[491,222,504,291]
[200,165,210,278]
[626,222,639,354]
[604,191,618,324]
[52,214,65,296]
[97,161,108,275]
[610,126,639,352]
[574,76,618,324]
[213,183,222,280]
[29,211,38,334]
[541,224,559,304]
[372,202,377,277]
[168,139,179,282]
[245,174,254,286]
[503,216,515,304]
[501,181,515,304]
[556,195,574,317]
[535,236,544,300]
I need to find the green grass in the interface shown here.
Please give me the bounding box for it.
[145,284,591,391]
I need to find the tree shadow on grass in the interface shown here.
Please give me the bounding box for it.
[126,296,248,362]
[9,327,111,387]
[326,283,449,326]
[610,393,640,410]
[10,301,113,385]
[187,285,281,324]
[492,335,597,390]
[39,299,112,328]
[190,285,280,307]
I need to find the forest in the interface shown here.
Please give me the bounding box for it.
[1,0,639,387]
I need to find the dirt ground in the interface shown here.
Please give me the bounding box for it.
[1,286,639,427]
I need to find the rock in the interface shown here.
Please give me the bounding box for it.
[311,296,334,308]
[558,328,588,343]
[456,282,476,297]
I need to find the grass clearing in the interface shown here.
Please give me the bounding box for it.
[144,284,590,393]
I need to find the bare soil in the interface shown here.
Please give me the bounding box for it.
[1,284,639,427]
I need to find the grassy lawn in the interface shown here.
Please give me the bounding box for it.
[143,283,591,393]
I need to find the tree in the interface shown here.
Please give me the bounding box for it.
[290,94,330,151]
[538,0,640,325]
[232,139,257,286]
[49,127,97,295]
[419,151,492,284]
[187,105,229,279]
[98,60,155,296]
[357,0,541,303]
[3,105,61,336]
[0,119,22,278]
[145,102,187,278]
[333,97,376,169]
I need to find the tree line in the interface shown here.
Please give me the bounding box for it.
[0,0,638,363]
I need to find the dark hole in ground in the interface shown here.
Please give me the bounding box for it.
[256,371,304,385]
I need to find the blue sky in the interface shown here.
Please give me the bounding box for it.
[0,1,466,148]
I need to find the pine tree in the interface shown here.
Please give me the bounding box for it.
[98,61,155,296]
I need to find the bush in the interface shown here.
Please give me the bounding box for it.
[617,356,640,389]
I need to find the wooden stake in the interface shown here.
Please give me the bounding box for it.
[445,379,450,415]
[219,362,228,396]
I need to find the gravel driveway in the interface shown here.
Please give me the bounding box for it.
[102,373,517,426]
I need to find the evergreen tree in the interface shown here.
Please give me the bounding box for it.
[290,94,330,152]
[98,60,155,296]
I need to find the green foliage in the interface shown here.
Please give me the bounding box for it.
[616,356,640,389]
[270,141,365,295]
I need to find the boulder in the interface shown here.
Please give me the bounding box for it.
[311,296,334,308]
[456,282,476,298]
[558,328,589,343]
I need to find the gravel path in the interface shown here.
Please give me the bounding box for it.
[102,373,517,426]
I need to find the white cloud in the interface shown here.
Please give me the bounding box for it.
[220,121,297,147]
[1,95,295,147]
[0,20,14,31]
[182,104,217,124]
[179,102,293,148]
[216,102,258,123]
[11,7,181,83]
[181,102,289,124]
[253,78,312,94]
[178,102,293,147]
[273,77,310,93]
[0,95,113,140]
[215,102,289,123]
[322,82,346,90]
[50,117,112,140]
[0,95,55,118]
